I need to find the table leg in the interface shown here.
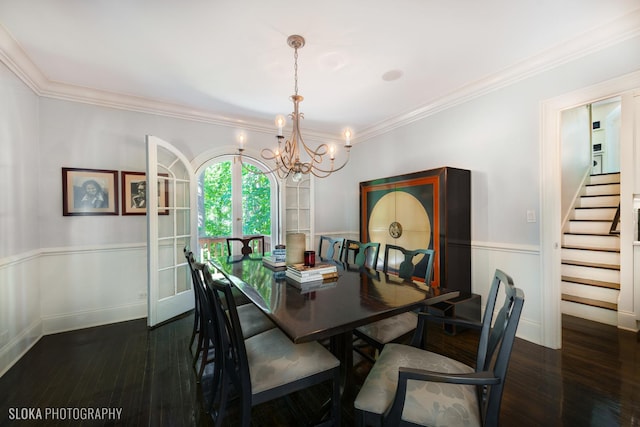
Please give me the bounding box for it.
[329,331,355,403]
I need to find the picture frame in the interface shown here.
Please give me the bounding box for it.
[62,167,119,216]
[121,171,169,215]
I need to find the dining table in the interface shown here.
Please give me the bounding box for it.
[209,254,460,401]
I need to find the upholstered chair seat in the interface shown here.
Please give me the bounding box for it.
[354,343,480,427]
[236,303,275,339]
[355,312,418,346]
[244,328,340,396]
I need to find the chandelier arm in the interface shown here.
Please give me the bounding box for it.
[305,150,351,175]
[237,151,292,178]
[262,142,294,171]
[297,134,328,164]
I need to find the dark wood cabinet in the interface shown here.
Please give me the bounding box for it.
[359,166,471,294]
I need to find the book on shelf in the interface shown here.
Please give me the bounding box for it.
[285,269,339,283]
[286,263,337,277]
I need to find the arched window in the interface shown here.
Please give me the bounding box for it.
[197,155,279,258]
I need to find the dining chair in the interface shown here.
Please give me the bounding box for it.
[204,262,341,427]
[354,247,436,358]
[184,246,252,363]
[354,269,525,427]
[184,246,201,357]
[344,239,381,269]
[190,261,276,380]
[382,245,435,283]
[226,235,265,256]
[318,235,346,261]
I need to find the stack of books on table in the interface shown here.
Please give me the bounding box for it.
[262,247,287,270]
[262,256,286,269]
[285,263,339,284]
[285,276,338,294]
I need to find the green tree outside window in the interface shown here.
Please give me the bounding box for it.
[199,161,271,238]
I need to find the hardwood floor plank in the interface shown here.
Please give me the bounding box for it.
[1,314,638,426]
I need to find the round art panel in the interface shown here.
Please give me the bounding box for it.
[368,191,431,268]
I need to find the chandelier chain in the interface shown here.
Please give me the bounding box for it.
[293,47,299,96]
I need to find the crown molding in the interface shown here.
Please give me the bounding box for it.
[2,10,639,144]
[355,9,640,142]
[0,23,46,93]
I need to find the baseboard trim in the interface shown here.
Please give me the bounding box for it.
[513,317,542,345]
[472,241,540,255]
[617,309,639,332]
[0,318,42,378]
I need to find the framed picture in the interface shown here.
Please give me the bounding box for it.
[121,171,169,215]
[62,167,119,216]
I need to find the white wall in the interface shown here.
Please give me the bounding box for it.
[0,62,42,376]
[560,104,591,222]
[0,63,40,256]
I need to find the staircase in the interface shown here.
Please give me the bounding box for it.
[561,172,620,326]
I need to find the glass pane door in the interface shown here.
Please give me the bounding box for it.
[198,157,278,259]
[146,135,196,327]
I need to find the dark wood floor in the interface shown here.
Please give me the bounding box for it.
[1,314,638,426]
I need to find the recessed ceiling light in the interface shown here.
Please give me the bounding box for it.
[382,70,403,81]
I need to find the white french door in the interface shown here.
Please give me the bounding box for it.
[146,135,197,327]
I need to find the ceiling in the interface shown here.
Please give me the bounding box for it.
[1,0,639,141]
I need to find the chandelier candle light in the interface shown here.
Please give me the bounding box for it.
[239,35,352,182]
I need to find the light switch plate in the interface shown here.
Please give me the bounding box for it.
[527,210,536,223]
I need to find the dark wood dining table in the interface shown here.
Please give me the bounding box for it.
[209,254,460,400]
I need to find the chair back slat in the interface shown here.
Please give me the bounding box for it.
[318,236,346,261]
[344,240,380,269]
[383,244,435,285]
[226,235,265,256]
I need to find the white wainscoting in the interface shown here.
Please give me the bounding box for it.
[471,241,542,345]
[0,244,148,377]
[0,250,43,377]
[39,244,148,334]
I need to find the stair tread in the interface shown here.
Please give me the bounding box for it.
[564,232,620,237]
[568,219,613,223]
[562,260,619,270]
[562,244,620,253]
[562,275,620,290]
[562,294,617,311]
[575,206,618,210]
